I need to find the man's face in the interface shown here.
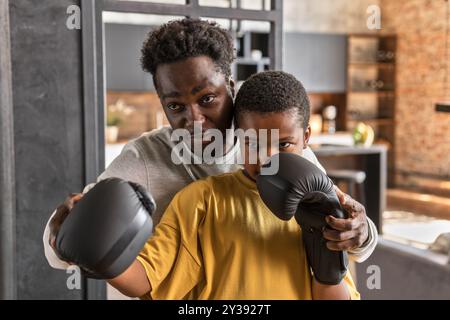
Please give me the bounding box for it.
[238,110,311,181]
[155,56,234,148]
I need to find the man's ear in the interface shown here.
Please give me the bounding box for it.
[228,78,236,98]
[303,125,312,149]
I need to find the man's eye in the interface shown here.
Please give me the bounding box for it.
[280,142,293,149]
[200,95,215,104]
[167,104,183,111]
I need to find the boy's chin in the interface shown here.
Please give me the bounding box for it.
[243,169,259,182]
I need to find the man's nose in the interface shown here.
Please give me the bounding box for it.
[185,104,206,126]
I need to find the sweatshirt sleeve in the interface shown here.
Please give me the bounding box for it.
[348,217,378,263]
[302,146,327,174]
[94,141,148,189]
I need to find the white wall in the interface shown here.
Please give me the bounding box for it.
[104,0,380,34]
[283,0,381,34]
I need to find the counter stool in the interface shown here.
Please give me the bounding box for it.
[327,169,366,206]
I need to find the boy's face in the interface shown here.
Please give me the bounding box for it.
[238,110,311,181]
[155,56,235,149]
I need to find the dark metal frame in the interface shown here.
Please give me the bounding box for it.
[0,0,17,300]
[81,0,283,300]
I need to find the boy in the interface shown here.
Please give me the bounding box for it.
[107,71,360,300]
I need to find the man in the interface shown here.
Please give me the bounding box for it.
[44,18,377,271]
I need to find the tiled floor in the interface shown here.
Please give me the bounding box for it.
[383,210,450,250]
[387,188,450,221]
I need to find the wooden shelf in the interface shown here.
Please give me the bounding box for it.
[234,32,270,81]
[349,62,395,68]
[346,34,397,186]
[348,118,394,125]
[348,90,395,95]
[348,33,397,38]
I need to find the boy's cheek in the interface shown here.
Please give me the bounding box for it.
[284,145,304,157]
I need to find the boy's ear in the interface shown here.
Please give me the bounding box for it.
[303,125,312,149]
[228,78,236,98]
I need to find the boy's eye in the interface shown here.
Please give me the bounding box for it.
[167,103,183,111]
[279,142,293,149]
[200,95,215,104]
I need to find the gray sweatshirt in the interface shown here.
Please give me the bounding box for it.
[44,127,377,269]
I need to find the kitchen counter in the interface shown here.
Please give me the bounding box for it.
[311,144,388,233]
[311,144,387,156]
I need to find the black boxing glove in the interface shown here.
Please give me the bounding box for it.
[55,178,155,279]
[256,153,348,285]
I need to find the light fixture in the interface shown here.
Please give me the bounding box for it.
[436,0,450,112]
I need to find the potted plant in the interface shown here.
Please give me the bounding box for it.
[105,99,136,144]
[106,112,121,144]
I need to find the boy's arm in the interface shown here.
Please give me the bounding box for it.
[109,182,208,299]
[107,260,151,298]
[312,278,350,300]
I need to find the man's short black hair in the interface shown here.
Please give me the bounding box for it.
[234,71,310,130]
[141,18,235,87]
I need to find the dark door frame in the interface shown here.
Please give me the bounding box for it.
[81,0,283,300]
[0,0,16,300]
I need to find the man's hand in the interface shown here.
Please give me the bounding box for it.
[48,193,83,254]
[323,186,369,251]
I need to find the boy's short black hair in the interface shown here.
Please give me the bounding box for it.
[141,18,235,87]
[234,71,310,130]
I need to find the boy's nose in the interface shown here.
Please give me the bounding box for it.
[258,146,280,166]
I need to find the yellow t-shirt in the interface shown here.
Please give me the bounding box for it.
[137,170,360,300]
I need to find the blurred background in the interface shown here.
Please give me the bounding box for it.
[1,0,449,299]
